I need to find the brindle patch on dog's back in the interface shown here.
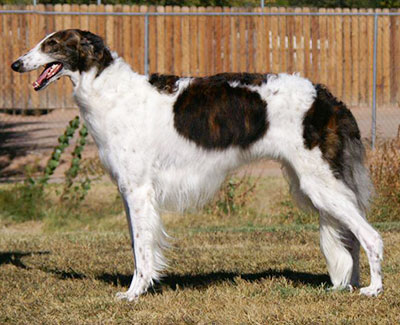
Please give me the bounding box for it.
[149,74,181,94]
[173,73,269,150]
[303,84,361,178]
[207,72,269,86]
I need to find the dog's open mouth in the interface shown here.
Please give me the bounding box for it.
[33,62,63,91]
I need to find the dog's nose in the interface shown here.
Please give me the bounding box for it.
[11,60,23,72]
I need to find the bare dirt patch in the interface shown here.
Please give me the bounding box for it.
[0,109,98,180]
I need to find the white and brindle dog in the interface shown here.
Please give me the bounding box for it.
[12,29,383,300]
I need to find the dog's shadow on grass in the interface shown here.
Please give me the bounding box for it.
[1,251,330,292]
[0,251,50,269]
[97,269,331,293]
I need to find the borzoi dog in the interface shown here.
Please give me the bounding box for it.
[11,29,383,300]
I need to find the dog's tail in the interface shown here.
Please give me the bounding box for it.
[341,136,374,214]
[313,84,374,215]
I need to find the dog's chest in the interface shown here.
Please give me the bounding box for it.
[79,105,137,178]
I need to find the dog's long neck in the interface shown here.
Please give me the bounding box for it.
[72,55,154,147]
[74,55,149,111]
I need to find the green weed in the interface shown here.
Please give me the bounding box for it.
[206,174,259,217]
[0,183,47,221]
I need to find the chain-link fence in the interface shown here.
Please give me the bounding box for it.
[1,6,399,179]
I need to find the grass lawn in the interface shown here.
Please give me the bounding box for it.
[1,176,399,324]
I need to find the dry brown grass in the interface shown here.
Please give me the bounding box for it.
[1,173,400,324]
[368,128,400,222]
[1,223,400,324]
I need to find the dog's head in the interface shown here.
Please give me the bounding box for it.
[11,29,113,91]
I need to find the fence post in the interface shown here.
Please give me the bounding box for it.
[261,0,265,8]
[33,0,37,6]
[97,0,101,5]
[372,13,378,149]
[144,13,149,76]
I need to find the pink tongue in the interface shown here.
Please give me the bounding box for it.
[34,65,53,87]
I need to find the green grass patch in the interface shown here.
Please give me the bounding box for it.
[0,182,123,231]
[0,183,48,222]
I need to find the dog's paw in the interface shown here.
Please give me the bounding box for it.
[328,284,353,292]
[359,285,383,297]
[115,277,150,302]
[115,291,140,302]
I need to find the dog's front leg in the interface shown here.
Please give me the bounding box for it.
[116,184,168,301]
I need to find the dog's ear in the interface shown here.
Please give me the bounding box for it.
[78,31,113,73]
[79,32,104,58]
[79,33,97,58]
[79,38,93,55]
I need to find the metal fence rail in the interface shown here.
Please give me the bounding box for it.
[21,0,270,6]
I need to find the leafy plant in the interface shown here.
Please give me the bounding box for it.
[60,124,93,204]
[38,116,80,185]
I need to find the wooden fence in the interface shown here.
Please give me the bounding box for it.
[1,5,400,110]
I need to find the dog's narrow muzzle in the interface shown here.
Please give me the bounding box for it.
[11,60,24,72]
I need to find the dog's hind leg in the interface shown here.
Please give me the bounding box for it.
[282,163,359,290]
[282,162,315,213]
[295,166,383,296]
[319,213,359,290]
[346,229,361,287]
[116,184,168,301]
